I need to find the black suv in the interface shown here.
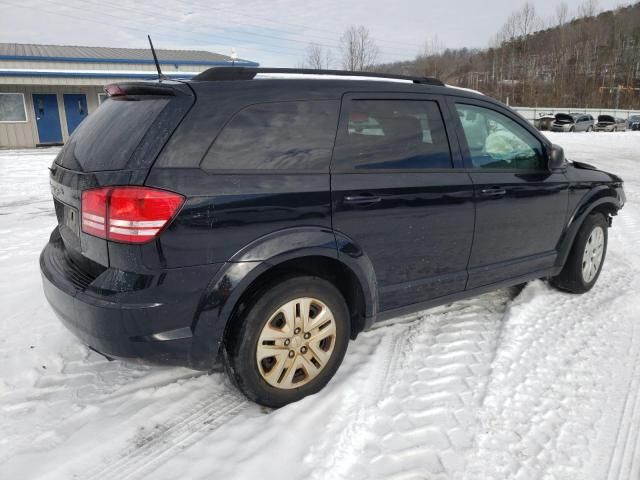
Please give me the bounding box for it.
[40,68,625,407]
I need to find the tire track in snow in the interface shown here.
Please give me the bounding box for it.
[307,291,515,480]
[466,267,636,479]
[83,391,248,480]
[305,325,406,480]
[356,293,514,480]
[602,207,640,480]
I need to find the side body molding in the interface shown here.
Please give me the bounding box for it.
[188,226,378,369]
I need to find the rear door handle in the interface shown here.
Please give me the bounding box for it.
[479,187,507,198]
[344,194,382,205]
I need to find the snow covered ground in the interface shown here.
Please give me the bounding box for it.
[0,132,639,480]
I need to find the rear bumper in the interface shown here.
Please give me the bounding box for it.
[40,229,222,368]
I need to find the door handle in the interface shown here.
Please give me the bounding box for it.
[479,187,507,198]
[344,194,382,205]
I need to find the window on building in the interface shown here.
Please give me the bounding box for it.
[332,99,453,170]
[97,93,109,105]
[0,93,27,122]
[202,100,340,171]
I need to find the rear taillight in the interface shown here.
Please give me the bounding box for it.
[81,186,184,244]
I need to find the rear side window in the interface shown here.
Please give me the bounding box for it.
[202,100,340,172]
[56,97,169,171]
[332,99,452,170]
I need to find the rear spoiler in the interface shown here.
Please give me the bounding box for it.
[104,83,176,97]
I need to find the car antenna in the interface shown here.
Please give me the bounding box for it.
[147,35,166,81]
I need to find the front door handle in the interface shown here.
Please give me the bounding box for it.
[344,194,382,205]
[479,187,507,198]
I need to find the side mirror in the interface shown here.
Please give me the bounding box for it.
[548,144,566,170]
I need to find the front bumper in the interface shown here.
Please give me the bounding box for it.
[40,229,222,368]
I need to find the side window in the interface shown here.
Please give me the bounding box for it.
[332,99,452,170]
[455,104,545,170]
[202,100,339,171]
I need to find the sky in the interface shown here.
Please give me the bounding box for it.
[0,0,634,67]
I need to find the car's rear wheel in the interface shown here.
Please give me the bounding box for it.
[551,212,608,293]
[570,126,575,132]
[224,276,350,407]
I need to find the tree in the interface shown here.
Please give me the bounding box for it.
[555,2,570,27]
[340,25,379,71]
[516,2,540,37]
[416,36,446,77]
[302,43,332,70]
[578,0,599,18]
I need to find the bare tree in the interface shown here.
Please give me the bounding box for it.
[555,2,570,27]
[340,25,380,71]
[578,0,599,18]
[303,43,332,70]
[417,36,446,77]
[516,2,540,37]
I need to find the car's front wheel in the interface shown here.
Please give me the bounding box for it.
[224,276,350,407]
[551,212,608,293]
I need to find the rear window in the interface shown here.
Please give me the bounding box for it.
[201,100,340,172]
[56,97,169,171]
[332,99,452,170]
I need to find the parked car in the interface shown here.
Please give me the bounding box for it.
[628,115,640,131]
[594,115,627,132]
[533,112,555,131]
[551,113,595,132]
[40,68,626,407]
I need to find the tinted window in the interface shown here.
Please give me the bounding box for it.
[456,104,545,170]
[332,99,452,170]
[56,97,169,171]
[202,100,340,171]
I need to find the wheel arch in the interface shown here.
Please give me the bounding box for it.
[188,227,378,369]
[555,188,621,269]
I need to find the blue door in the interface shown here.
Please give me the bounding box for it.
[32,94,63,144]
[63,94,88,136]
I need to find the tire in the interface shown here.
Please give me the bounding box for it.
[551,213,608,293]
[570,126,575,132]
[224,276,350,407]
[587,126,593,132]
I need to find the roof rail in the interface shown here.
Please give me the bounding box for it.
[191,67,444,86]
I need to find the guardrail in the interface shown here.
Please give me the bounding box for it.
[513,107,640,124]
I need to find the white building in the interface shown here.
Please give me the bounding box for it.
[0,43,258,148]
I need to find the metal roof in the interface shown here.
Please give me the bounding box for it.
[0,43,257,66]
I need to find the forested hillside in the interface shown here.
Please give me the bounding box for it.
[378,2,640,109]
